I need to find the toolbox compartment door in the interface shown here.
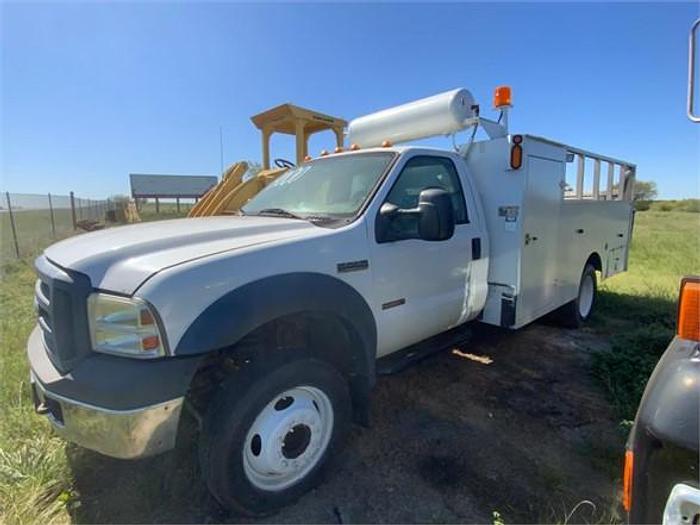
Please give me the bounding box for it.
[518,156,563,324]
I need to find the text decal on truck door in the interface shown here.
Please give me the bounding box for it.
[337,260,369,273]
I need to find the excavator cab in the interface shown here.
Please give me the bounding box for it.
[189,104,346,217]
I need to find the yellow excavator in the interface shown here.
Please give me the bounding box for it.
[188,104,346,217]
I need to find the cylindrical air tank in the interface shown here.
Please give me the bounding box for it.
[347,88,476,148]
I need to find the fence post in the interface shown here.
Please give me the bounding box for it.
[5,192,20,258]
[48,193,56,237]
[176,197,180,213]
[70,192,77,230]
[155,198,160,214]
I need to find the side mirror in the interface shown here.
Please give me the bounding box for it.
[416,188,455,241]
[376,188,455,242]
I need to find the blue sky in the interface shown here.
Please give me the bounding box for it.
[2,2,698,199]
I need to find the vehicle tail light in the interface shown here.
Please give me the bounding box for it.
[623,449,634,512]
[678,277,700,341]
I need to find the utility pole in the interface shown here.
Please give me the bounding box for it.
[219,126,224,175]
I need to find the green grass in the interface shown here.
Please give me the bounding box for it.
[647,198,700,213]
[591,211,700,419]
[1,209,78,262]
[0,261,74,524]
[0,204,190,524]
[0,208,696,523]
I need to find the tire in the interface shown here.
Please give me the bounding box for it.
[199,358,351,516]
[557,263,597,328]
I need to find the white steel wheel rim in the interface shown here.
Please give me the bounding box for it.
[242,386,334,492]
[578,273,594,318]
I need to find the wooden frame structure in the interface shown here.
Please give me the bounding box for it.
[251,104,346,169]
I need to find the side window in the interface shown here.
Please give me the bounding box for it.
[383,156,468,239]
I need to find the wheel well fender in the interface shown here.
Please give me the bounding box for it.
[586,252,603,273]
[175,272,377,384]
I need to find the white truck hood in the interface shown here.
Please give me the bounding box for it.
[44,216,320,294]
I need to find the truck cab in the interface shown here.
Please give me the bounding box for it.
[27,87,635,515]
[623,277,700,524]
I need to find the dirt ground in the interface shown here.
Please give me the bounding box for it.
[65,322,625,524]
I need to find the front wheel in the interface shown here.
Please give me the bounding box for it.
[556,263,598,328]
[199,358,351,516]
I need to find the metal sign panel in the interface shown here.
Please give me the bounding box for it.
[129,174,218,198]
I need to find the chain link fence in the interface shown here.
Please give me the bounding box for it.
[1,192,114,261]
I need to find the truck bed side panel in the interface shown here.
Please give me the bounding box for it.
[467,136,634,328]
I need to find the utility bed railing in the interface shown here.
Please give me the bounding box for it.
[565,145,636,202]
[528,136,636,201]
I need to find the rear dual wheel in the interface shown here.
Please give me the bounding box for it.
[199,358,351,516]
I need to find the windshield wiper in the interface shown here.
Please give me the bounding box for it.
[255,208,306,220]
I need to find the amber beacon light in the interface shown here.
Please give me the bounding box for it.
[493,85,512,108]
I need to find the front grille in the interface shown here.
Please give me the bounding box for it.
[34,256,92,373]
[34,279,53,353]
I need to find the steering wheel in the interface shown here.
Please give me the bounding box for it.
[274,158,295,169]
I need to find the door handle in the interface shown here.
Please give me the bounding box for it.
[576,228,584,234]
[471,237,482,260]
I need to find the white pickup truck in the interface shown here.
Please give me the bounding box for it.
[27,88,635,515]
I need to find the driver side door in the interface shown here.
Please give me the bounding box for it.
[369,154,475,356]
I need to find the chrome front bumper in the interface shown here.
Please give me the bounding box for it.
[31,372,184,459]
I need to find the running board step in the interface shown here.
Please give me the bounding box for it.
[376,324,473,375]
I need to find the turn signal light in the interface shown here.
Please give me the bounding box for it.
[678,277,700,341]
[141,335,161,351]
[494,85,512,108]
[623,449,634,512]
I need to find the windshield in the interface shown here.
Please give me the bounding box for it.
[241,152,395,221]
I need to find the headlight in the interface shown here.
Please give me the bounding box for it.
[87,293,166,358]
